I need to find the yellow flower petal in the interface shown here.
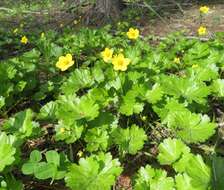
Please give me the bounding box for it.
[101,48,113,63]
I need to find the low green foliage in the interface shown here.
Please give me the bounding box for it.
[22,150,68,181]
[65,153,122,190]
[0,22,224,189]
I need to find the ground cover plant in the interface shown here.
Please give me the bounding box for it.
[0,2,224,190]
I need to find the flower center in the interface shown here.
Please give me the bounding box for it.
[118,59,124,66]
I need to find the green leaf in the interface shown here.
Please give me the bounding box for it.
[0,144,16,172]
[125,46,141,65]
[22,150,66,181]
[211,156,224,190]
[0,133,16,172]
[170,111,216,143]
[55,120,84,144]
[65,153,122,190]
[113,125,147,155]
[38,101,57,120]
[185,155,211,190]
[187,64,218,82]
[22,162,38,175]
[56,95,99,122]
[34,162,57,180]
[134,165,175,190]
[175,173,196,190]
[3,109,39,138]
[119,90,144,116]
[92,65,104,83]
[0,96,5,109]
[3,175,24,190]
[157,138,190,165]
[173,153,193,173]
[160,75,210,104]
[153,99,187,123]
[15,81,27,92]
[61,68,93,95]
[158,102,217,143]
[84,128,109,152]
[46,150,60,166]
[184,42,210,61]
[88,112,116,129]
[87,88,110,107]
[145,83,163,104]
[212,79,224,97]
[30,150,42,162]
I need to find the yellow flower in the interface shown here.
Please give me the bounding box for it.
[56,54,74,71]
[127,28,139,40]
[13,28,18,34]
[77,151,83,157]
[60,23,64,28]
[101,48,113,63]
[60,128,65,133]
[112,53,131,71]
[200,6,209,14]
[21,36,28,44]
[192,64,199,68]
[174,57,180,64]
[41,32,45,38]
[198,26,207,36]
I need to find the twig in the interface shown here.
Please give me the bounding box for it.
[170,0,184,14]
[140,35,212,42]
[0,7,50,14]
[143,2,168,25]
[69,144,74,162]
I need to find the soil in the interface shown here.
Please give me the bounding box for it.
[142,3,224,37]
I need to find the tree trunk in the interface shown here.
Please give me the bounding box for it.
[85,0,122,25]
[95,0,121,19]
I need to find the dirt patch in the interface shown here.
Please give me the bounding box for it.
[142,3,224,37]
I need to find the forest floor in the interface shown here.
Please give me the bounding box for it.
[142,3,224,37]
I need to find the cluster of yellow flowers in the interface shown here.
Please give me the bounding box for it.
[56,54,74,71]
[100,28,139,71]
[198,6,209,36]
[55,28,139,72]
[101,48,131,71]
